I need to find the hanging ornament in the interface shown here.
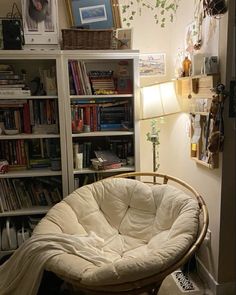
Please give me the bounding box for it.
[203,0,227,18]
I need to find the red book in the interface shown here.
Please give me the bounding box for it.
[23,102,31,134]
[92,105,97,132]
[84,106,91,127]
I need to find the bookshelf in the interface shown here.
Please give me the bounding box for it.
[62,50,140,193]
[0,50,68,256]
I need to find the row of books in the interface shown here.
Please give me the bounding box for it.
[69,61,133,95]
[89,70,116,94]
[0,138,60,168]
[0,64,31,96]
[0,177,62,212]
[71,100,133,132]
[0,99,59,134]
[69,60,92,95]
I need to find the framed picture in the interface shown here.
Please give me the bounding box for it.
[65,0,121,29]
[116,28,132,49]
[21,0,59,45]
[139,53,166,77]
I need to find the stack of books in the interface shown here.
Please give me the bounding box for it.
[91,150,122,170]
[88,70,116,94]
[0,64,31,96]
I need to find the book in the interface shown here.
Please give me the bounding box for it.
[91,158,122,170]
[94,150,121,166]
[0,89,31,96]
[23,102,31,133]
[100,123,125,130]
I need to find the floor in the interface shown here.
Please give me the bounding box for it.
[158,271,213,295]
[37,270,213,295]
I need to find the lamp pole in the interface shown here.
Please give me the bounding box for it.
[151,134,158,184]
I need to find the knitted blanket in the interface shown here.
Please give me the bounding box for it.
[0,232,112,295]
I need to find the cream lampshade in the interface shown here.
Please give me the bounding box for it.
[141,81,180,119]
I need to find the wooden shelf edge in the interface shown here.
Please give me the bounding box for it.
[191,157,217,169]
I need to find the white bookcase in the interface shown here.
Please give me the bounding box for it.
[62,50,140,193]
[0,50,140,257]
[0,50,68,257]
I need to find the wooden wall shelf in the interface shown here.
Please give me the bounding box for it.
[176,74,220,99]
[176,74,223,170]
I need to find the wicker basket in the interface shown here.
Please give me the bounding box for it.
[62,29,114,50]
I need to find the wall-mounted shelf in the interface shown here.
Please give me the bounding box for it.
[190,112,219,169]
[176,74,220,99]
[177,74,223,169]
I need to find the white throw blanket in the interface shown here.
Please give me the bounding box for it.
[0,231,113,295]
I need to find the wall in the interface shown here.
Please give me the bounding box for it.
[163,0,222,281]
[136,1,235,293]
[1,0,234,293]
[126,0,221,282]
[120,0,235,293]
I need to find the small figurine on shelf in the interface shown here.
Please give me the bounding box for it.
[182,56,192,77]
[0,160,9,174]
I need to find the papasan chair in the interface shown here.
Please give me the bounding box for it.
[33,172,208,295]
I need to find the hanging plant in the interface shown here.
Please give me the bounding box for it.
[121,0,182,28]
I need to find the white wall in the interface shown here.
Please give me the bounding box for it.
[120,0,222,283]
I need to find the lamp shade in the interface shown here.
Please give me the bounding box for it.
[141,81,180,119]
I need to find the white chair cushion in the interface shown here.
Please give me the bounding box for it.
[34,178,199,285]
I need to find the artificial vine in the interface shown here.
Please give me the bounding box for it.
[121,0,182,28]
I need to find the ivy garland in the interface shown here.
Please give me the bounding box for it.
[121,0,182,28]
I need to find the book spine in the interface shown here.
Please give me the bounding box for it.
[0,89,31,96]
[23,102,31,133]
[70,61,80,95]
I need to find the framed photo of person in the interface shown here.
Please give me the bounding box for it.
[65,0,121,29]
[21,0,59,46]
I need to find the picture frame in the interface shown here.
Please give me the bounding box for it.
[65,0,121,29]
[116,28,133,50]
[139,53,166,77]
[21,0,59,45]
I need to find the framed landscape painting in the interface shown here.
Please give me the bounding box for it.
[65,0,120,29]
[139,53,166,77]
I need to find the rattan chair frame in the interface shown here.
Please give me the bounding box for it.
[63,172,209,295]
